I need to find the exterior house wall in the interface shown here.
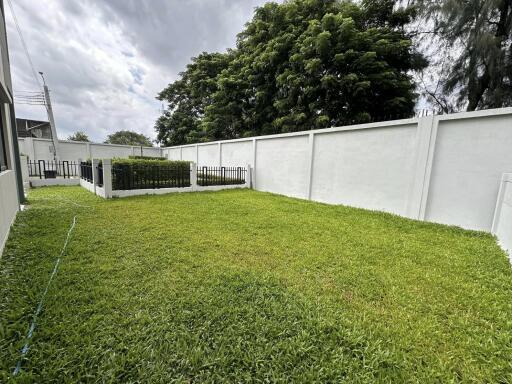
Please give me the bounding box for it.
[0,0,21,256]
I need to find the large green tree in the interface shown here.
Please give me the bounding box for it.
[414,0,512,111]
[156,0,426,145]
[67,131,90,142]
[156,52,232,145]
[105,130,153,146]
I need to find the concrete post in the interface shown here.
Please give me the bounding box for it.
[19,155,29,186]
[252,138,257,189]
[306,132,315,200]
[246,164,252,188]
[77,158,82,178]
[218,142,222,166]
[91,158,99,194]
[102,158,112,199]
[191,162,197,191]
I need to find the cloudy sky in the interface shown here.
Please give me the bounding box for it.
[5,0,273,143]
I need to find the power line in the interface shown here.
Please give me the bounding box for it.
[6,0,42,88]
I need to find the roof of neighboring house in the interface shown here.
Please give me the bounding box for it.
[16,118,52,139]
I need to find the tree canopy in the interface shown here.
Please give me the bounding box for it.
[67,131,90,142]
[413,0,512,112]
[105,130,153,146]
[156,0,426,146]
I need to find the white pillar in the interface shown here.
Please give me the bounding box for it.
[91,158,99,194]
[77,158,83,178]
[86,142,92,160]
[218,142,222,166]
[25,137,36,161]
[306,132,315,200]
[252,138,257,189]
[102,158,113,199]
[191,162,197,191]
[19,155,29,185]
[246,164,252,188]
[405,115,438,220]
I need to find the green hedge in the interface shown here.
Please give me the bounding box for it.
[128,155,167,160]
[111,158,191,190]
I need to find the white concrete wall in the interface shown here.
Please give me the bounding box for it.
[18,137,162,162]
[163,108,512,234]
[311,123,417,215]
[492,174,512,258]
[425,113,512,230]
[198,144,219,166]
[0,170,19,254]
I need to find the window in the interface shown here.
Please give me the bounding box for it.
[0,106,7,171]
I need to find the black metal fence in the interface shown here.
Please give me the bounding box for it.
[80,162,93,183]
[112,163,191,190]
[197,166,246,186]
[97,164,103,187]
[28,160,79,179]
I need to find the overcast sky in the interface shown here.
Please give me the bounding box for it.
[5,0,273,143]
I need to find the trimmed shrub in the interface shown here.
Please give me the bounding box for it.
[128,155,167,160]
[111,158,191,190]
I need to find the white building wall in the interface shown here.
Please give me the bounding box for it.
[0,170,18,253]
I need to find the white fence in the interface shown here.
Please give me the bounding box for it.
[80,160,251,199]
[18,137,163,162]
[163,108,512,246]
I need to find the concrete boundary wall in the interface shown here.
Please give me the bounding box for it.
[163,108,512,240]
[18,137,163,162]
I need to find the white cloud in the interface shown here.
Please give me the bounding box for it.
[5,0,272,143]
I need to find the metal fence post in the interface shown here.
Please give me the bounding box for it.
[102,159,113,198]
[91,158,99,195]
[191,162,197,191]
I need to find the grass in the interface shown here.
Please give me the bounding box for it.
[1,186,511,383]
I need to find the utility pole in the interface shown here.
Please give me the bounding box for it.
[39,72,60,160]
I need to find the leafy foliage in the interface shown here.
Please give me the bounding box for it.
[128,155,167,160]
[156,52,232,145]
[414,0,512,111]
[105,130,153,146]
[111,158,191,190]
[1,187,512,381]
[156,0,426,145]
[67,131,90,142]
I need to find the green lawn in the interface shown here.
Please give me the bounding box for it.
[1,186,511,383]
